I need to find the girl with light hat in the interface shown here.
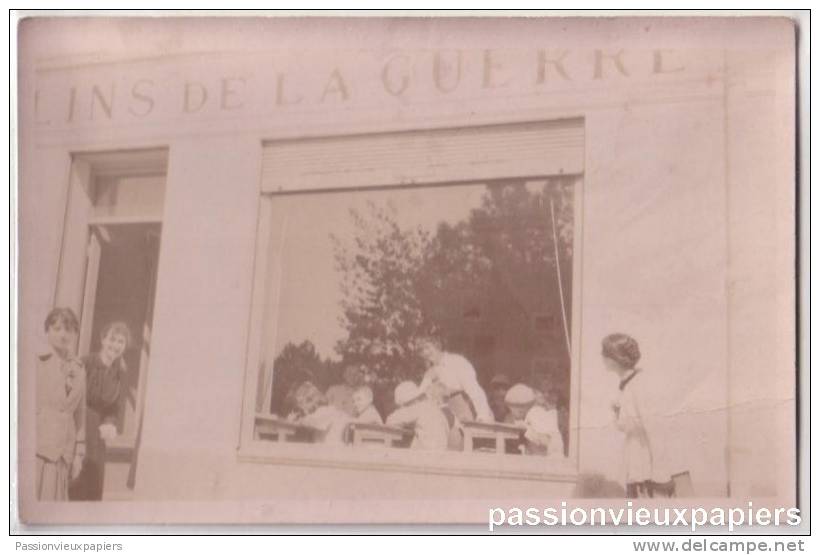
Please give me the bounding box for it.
[504,383,565,458]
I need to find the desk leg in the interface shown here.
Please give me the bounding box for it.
[463,431,473,452]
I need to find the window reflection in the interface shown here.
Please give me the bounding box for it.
[255,177,578,458]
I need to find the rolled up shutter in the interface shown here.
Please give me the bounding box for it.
[261,118,583,193]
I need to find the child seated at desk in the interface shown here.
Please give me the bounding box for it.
[292,381,351,444]
[504,384,565,458]
[352,386,383,425]
[386,381,449,451]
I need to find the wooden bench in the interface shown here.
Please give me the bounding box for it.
[347,422,414,447]
[461,421,526,455]
[254,413,318,443]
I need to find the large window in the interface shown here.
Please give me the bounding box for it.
[240,122,583,478]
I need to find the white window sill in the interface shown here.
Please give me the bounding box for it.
[237,441,579,483]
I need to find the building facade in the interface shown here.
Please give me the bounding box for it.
[17,17,796,524]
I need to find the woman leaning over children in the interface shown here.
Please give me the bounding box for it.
[69,322,131,501]
[418,338,493,422]
[36,308,86,501]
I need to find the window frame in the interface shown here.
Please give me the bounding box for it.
[238,123,585,482]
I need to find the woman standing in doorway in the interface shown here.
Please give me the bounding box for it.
[602,333,674,498]
[70,321,131,501]
[36,308,85,501]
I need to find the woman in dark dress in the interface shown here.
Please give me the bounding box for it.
[69,322,131,501]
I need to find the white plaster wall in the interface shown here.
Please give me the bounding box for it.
[132,135,262,499]
[16,144,74,514]
[578,99,729,496]
[723,47,796,503]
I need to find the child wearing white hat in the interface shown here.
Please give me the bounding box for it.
[505,383,565,458]
[386,381,449,451]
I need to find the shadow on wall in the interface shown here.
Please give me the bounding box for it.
[572,473,626,498]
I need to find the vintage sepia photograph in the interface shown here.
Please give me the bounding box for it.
[13,13,800,529]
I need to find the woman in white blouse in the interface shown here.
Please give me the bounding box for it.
[602,333,674,498]
[418,338,493,423]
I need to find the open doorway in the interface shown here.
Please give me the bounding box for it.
[82,224,160,437]
[80,223,161,497]
[57,149,167,500]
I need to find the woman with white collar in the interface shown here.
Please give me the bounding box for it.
[36,308,85,501]
[602,332,674,498]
